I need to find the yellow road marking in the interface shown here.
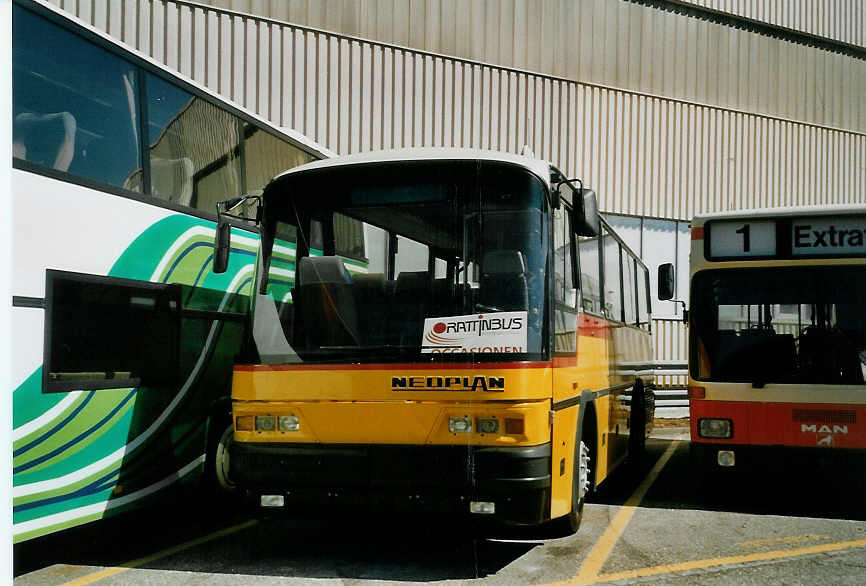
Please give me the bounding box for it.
[570,439,681,584]
[590,538,866,583]
[737,534,831,549]
[62,518,258,585]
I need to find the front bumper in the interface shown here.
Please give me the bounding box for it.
[690,441,866,472]
[229,441,552,524]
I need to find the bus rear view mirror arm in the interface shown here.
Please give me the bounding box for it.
[213,195,262,274]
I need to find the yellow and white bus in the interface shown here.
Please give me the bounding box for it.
[216,149,655,531]
[660,205,866,475]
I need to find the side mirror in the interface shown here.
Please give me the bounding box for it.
[657,263,675,301]
[213,194,262,274]
[213,219,231,274]
[574,189,600,237]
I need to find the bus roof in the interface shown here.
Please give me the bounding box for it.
[270,148,554,188]
[693,203,866,226]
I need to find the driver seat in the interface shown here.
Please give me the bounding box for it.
[478,250,528,312]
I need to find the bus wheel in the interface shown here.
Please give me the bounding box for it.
[213,423,237,492]
[205,421,237,499]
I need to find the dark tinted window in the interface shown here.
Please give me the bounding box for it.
[145,74,242,212]
[45,271,180,392]
[243,125,315,193]
[691,267,866,385]
[242,124,317,220]
[13,6,142,189]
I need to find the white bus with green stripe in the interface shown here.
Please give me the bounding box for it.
[11,0,336,542]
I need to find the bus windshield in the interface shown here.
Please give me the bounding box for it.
[254,160,549,364]
[690,266,866,385]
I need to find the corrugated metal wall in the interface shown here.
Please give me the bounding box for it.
[681,0,865,48]
[46,0,866,222]
[190,0,866,133]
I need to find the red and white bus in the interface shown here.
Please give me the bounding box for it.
[659,205,865,476]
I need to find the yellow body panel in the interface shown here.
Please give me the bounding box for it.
[593,394,612,483]
[550,404,578,518]
[233,365,552,403]
[234,399,550,446]
[552,335,610,404]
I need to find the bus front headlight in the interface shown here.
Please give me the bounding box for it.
[698,418,732,439]
[449,417,472,433]
[278,415,300,431]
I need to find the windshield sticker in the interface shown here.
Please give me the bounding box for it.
[422,312,527,354]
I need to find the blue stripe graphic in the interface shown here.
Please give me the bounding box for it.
[13,392,96,457]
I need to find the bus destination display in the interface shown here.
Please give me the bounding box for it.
[791,216,866,256]
[707,214,866,259]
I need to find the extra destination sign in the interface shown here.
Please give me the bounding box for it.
[706,214,866,260]
[791,217,866,256]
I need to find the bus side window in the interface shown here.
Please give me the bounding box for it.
[623,252,637,324]
[394,234,429,276]
[266,222,298,306]
[13,112,77,172]
[13,5,142,189]
[554,207,577,353]
[637,264,650,326]
[602,228,623,322]
[334,212,366,261]
[243,124,317,219]
[577,235,602,315]
[146,74,242,213]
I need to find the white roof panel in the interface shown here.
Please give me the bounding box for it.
[693,204,866,225]
[271,148,553,187]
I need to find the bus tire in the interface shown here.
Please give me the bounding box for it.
[214,423,237,492]
[205,419,238,500]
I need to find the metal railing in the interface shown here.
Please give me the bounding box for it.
[619,360,689,418]
[648,360,689,418]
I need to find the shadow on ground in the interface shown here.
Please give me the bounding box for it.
[594,435,866,523]
[15,501,540,581]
